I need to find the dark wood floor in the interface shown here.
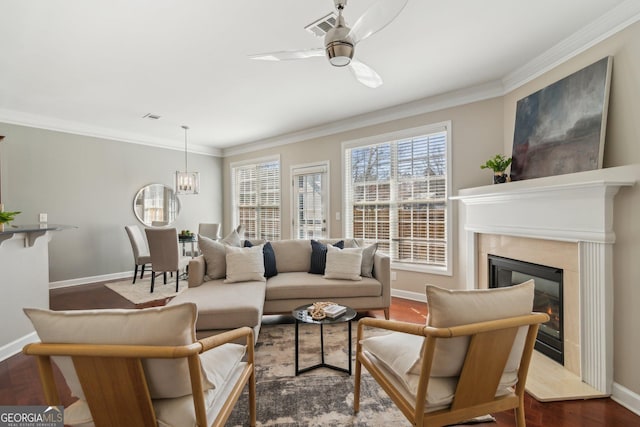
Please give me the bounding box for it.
[1,283,638,426]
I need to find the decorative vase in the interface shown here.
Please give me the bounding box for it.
[493,172,509,184]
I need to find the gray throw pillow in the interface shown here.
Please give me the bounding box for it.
[358,242,378,278]
[198,235,226,280]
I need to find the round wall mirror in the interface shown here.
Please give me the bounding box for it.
[133,184,181,227]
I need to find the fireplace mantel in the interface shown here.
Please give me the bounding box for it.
[451,164,637,396]
[451,165,637,244]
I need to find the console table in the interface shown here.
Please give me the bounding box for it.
[0,224,75,360]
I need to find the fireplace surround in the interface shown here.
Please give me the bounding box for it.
[452,165,636,396]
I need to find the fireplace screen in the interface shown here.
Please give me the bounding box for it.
[488,255,563,364]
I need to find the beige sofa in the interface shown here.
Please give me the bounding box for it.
[168,238,391,340]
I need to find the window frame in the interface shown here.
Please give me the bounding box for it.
[230,155,282,241]
[341,121,452,276]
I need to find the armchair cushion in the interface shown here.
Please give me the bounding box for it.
[61,349,247,427]
[224,244,266,283]
[324,245,363,281]
[23,303,245,400]
[361,335,457,410]
[409,280,535,377]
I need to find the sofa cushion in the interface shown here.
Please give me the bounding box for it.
[170,280,266,330]
[198,235,226,280]
[409,280,535,377]
[269,239,313,273]
[265,272,381,300]
[224,245,266,283]
[324,245,363,281]
[309,240,344,274]
[244,240,278,278]
[23,303,217,400]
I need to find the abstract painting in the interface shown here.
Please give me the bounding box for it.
[510,56,612,181]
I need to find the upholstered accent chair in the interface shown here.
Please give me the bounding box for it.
[354,281,548,427]
[198,223,221,240]
[124,224,151,284]
[23,303,256,427]
[145,227,190,293]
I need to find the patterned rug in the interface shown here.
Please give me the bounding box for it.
[104,276,187,305]
[226,322,496,427]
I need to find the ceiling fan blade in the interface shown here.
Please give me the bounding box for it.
[348,0,409,44]
[248,48,325,61]
[349,59,383,88]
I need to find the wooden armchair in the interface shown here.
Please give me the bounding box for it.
[354,281,549,427]
[23,303,255,427]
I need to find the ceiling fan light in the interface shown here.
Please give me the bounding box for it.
[326,41,354,67]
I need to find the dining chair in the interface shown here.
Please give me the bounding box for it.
[198,223,221,240]
[124,224,151,284]
[145,227,190,293]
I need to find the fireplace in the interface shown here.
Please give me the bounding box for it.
[452,166,636,395]
[488,255,563,364]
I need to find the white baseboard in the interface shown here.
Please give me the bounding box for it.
[0,332,38,362]
[391,288,427,303]
[49,271,131,289]
[612,382,640,416]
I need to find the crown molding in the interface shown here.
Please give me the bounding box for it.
[502,0,640,92]
[221,80,504,157]
[0,109,221,157]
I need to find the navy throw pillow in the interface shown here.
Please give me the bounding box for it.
[309,240,344,275]
[244,240,278,278]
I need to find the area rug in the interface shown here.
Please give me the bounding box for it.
[104,276,186,305]
[226,322,496,426]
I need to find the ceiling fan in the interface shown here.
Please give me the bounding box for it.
[248,0,409,88]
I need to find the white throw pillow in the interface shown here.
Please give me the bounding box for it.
[324,245,363,281]
[224,244,266,283]
[23,303,225,400]
[221,229,242,247]
[408,280,535,377]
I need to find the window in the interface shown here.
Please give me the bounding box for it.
[231,157,281,241]
[343,123,451,274]
[291,162,329,239]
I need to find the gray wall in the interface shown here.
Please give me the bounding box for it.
[0,123,222,282]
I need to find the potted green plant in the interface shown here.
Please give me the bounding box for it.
[0,210,20,232]
[480,154,512,184]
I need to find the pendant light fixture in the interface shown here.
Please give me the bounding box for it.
[175,125,199,195]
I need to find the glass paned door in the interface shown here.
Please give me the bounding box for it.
[292,163,328,240]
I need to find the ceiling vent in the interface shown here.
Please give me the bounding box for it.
[304,12,338,37]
